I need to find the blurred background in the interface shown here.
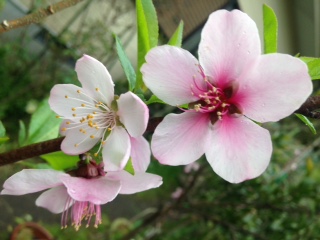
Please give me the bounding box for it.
[0,0,320,239]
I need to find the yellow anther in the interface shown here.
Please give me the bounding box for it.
[61,127,67,131]
[66,121,70,124]
[81,104,85,107]
[74,144,79,147]
[107,127,112,131]
[95,88,99,91]
[93,111,97,114]
[56,115,61,118]
[95,127,99,129]
[65,95,68,98]
[95,104,100,107]
[72,107,76,111]
[90,135,94,139]
[77,90,81,93]
[72,114,76,117]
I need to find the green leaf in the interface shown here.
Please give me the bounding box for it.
[115,35,136,91]
[0,121,9,144]
[263,4,278,54]
[136,0,159,91]
[299,57,320,80]
[146,95,165,105]
[124,157,135,175]
[168,20,184,47]
[26,98,61,144]
[41,151,79,170]
[295,113,316,134]
[18,120,26,146]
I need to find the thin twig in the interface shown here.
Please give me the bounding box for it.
[295,96,320,119]
[0,0,84,34]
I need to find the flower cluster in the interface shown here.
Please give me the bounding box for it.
[1,9,312,230]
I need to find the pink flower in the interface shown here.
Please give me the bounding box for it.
[141,10,312,183]
[49,55,150,172]
[1,169,162,230]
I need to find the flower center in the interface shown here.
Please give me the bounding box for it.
[189,66,241,122]
[61,198,102,230]
[58,88,117,153]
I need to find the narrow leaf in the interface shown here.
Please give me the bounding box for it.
[124,157,135,175]
[136,0,159,91]
[115,35,136,91]
[27,98,61,144]
[41,151,79,170]
[18,120,26,146]
[146,95,165,105]
[263,4,278,54]
[168,20,184,47]
[300,57,320,80]
[0,121,9,144]
[295,113,316,134]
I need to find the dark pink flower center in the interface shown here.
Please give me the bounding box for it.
[189,66,241,123]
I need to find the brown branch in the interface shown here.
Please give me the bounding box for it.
[295,96,320,119]
[0,0,84,34]
[0,117,163,167]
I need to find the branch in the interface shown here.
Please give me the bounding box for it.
[0,117,163,167]
[295,96,320,119]
[0,0,84,34]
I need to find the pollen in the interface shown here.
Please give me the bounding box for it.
[90,135,95,139]
[95,88,99,91]
[72,114,77,117]
[65,95,68,98]
[74,144,79,147]
[72,108,76,111]
[77,90,81,93]
[61,127,67,131]
[56,115,61,118]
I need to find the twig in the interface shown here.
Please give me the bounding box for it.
[295,96,320,119]
[0,117,163,167]
[0,0,84,34]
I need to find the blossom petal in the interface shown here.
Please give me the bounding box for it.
[198,10,260,88]
[102,126,131,171]
[61,126,102,155]
[205,115,272,184]
[75,55,114,106]
[36,186,70,214]
[130,136,151,172]
[60,175,121,205]
[151,112,211,165]
[232,54,312,122]
[106,171,162,194]
[117,92,148,137]
[1,169,66,195]
[141,45,205,105]
[49,84,95,120]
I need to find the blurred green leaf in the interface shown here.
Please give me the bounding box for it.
[295,113,316,134]
[124,158,135,175]
[146,95,165,105]
[41,151,79,170]
[18,120,26,146]
[136,0,158,91]
[263,4,278,54]
[300,57,320,80]
[0,120,9,144]
[115,35,136,91]
[168,21,184,47]
[26,98,61,144]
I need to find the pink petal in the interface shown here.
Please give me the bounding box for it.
[60,175,121,205]
[130,136,151,172]
[102,126,131,171]
[60,125,102,155]
[106,171,162,194]
[75,55,115,106]
[117,92,148,137]
[1,169,66,195]
[198,10,260,88]
[151,112,211,165]
[49,84,95,120]
[232,54,312,122]
[205,115,272,183]
[141,45,205,105]
[36,186,70,214]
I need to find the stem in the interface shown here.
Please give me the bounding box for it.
[0,117,163,167]
[295,96,320,119]
[0,0,84,34]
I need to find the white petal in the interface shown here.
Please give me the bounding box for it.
[36,186,70,214]
[130,136,151,172]
[1,169,66,195]
[205,115,272,183]
[117,92,149,137]
[75,55,115,106]
[106,171,162,194]
[102,126,131,171]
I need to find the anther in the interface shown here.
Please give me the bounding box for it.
[95,88,99,91]
[72,108,76,111]
[77,90,81,93]
[56,116,61,118]
[61,128,67,131]
[75,144,79,147]
[72,114,77,117]
[90,135,95,139]
[65,95,68,98]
